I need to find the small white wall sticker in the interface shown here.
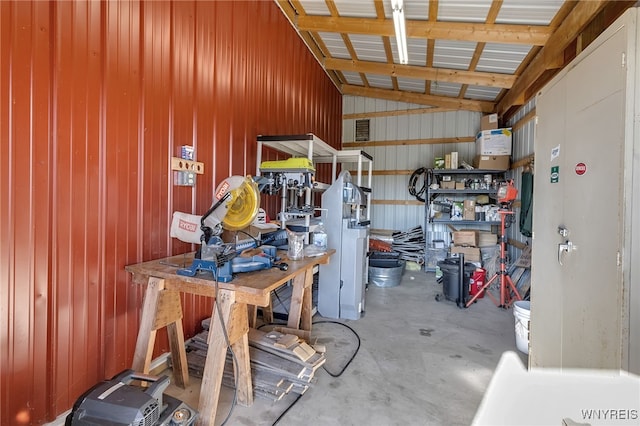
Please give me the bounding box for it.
[551,145,560,162]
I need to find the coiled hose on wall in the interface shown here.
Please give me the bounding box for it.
[408,167,428,202]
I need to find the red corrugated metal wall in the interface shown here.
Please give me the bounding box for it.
[0,1,342,423]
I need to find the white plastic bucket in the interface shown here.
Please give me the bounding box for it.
[513,301,531,354]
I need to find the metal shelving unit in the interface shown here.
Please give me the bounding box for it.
[424,168,507,270]
[256,133,373,231]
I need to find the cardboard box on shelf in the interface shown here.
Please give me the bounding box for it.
[455,181,465,190]
[477,231,498,247]
[441,180,456,189]
[451,245,481,262]
[433,239,446,249]
[445,154,451,169]
[481,113,499,130]
[463,200,476,221]
[451,152,459,169]
[474,155,510,171]
[453,230,477,247]
[476,128,512,155]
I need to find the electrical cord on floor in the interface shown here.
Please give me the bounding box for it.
[273,289,289,315]
[271,320,362,426]
[212,269,239,426]
[313,320,361,377]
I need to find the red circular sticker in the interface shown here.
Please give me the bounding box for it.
[575,162,587,175]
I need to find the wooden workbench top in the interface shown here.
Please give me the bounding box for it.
[125,249,335,307]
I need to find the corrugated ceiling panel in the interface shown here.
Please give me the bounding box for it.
[334,0,377,18]
[477,43,532,74]
[397,77,428,93]
[318,31,350,59]
[342,70,364,85]
[433,40,476,70]
[350,34,386,62]
[406,38,428,66]
[430,81,463,97]
[297,0,330,15]
[437,0,493,22]
[465,85,502,101]
[365,73,394,89]
[0,1,341,423]
[403,0,431,20]
[496,0,565,25]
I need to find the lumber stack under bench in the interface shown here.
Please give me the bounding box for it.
[181,319,326,402]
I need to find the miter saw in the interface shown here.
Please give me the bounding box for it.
[171,175,287,282]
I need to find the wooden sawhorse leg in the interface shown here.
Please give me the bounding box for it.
[197,289,253,426]
[287,268,314,331]
[132,277,189,388]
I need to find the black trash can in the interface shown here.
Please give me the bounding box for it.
[438,257,476,303]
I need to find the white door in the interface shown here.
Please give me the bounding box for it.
[531,22,627,369]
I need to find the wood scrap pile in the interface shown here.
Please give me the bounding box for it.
[391,226,425,264]
[182,320,325,402]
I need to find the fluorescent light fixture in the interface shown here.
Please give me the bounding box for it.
[391,0,408,64]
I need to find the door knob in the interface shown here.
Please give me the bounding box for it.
[558,240,577,266]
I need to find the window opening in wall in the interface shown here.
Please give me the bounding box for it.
[355,119,370,142]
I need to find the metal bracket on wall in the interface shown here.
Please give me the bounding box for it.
[171,147,204,186]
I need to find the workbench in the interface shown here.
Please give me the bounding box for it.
[125,249,334,426]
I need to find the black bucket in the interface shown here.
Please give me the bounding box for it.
[438,257,476,303]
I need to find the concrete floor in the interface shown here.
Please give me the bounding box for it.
[165,269,528,426]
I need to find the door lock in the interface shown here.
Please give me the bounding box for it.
[558,226,570,238]
[558,240,578,266]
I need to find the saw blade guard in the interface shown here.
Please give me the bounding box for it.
[208,175,260,231]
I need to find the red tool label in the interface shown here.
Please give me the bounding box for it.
[575,162,587,175]
[216,181,230,199]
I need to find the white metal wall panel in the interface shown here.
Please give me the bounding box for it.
[343,94,538,266]
[343,95,481,231]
